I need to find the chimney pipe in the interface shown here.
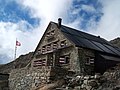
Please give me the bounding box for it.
[98,36,100,38]
[58,18,62,28]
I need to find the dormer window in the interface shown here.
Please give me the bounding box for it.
[60,40,67,47]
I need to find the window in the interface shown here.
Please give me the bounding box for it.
[65,56,70,63]
[60,40,67,47]
[46,30,55,40]
[42,46,46,53]
[47,54,53,66]
[47,57,53,66]
[59,55,70,64]
[42,59,46,66]
[53,42,58,50]
[33,60,42,67]
[59,56,65,64]
[90,58,94,64]
[36,49,41,55]
[51,30,55,35]
[46,44,51,51]
[46,32,50,37]
[33,59,46,67]
[85,57,94,65]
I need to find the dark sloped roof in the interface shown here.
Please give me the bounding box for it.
[61,25,120,56]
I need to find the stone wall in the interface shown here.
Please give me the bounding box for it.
[9,66,68,90]
[78,48,95,75]
[9,67,50,90]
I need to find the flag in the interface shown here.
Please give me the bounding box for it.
[16,40,21,46]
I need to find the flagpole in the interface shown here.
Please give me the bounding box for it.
[14,38,17,60]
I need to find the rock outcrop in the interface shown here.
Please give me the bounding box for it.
[0,52,33,74]
[110,37,120,47]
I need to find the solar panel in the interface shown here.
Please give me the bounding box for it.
[62,26,84,38]
[74,36,104,51]
[104,44,120,56]
[62,32,86,47]
[92,41,116,55]
[112,47,120,56]
[62,25,110,45]
[61,27,68,33]
[114,47,120,52]
[61,25,120,57]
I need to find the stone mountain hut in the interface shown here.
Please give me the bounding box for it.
[32,18,120,76]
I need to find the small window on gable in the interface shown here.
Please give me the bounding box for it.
[50,24,55,30]
[53,42,58,50]
[51,30,55,35]
[46,30,55,40]
[42,46,46,53]
[60,40,67,47]
[85,57,94,65]
[36,49,41,55]
[59,55,70,64]
[47,44,51,51]
[46,32,50,37]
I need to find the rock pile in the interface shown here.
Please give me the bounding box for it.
[97,64,120,90]
[36,64,120,90]
[38,73,106,90]
[62,73,106,90]
[57,64,120,90]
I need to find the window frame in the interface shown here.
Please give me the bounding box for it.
[85,56,94,65]
[60,40,67,47]
[59,54,70,65]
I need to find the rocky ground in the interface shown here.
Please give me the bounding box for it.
[35,64,120,90]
